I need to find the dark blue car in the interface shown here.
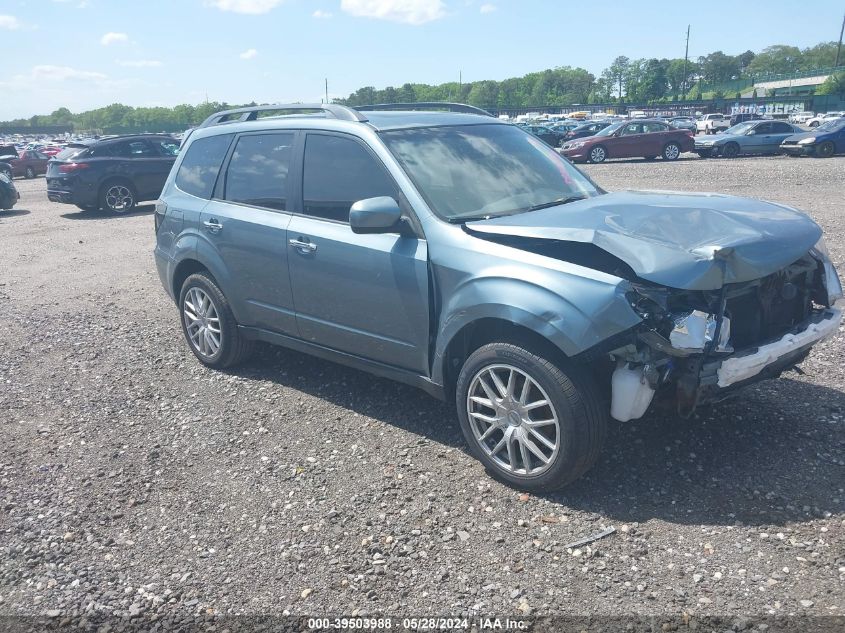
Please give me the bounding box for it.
[781,117,845,158]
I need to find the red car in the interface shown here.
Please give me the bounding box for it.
[9,149,51,178]
[559,119,694,163]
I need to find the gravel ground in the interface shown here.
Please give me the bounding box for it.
[1,155,844,630]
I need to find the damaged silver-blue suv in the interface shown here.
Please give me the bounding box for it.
[154,103,843,491]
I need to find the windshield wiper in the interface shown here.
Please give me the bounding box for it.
[450,195,588,224]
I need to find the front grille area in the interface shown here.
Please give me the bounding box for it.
[725,258,818,349]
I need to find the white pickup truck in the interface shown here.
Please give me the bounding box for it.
[696,113,730,134]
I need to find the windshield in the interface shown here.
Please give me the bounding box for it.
[817,118,845,132]
[380,124,601,222]
[724,122,755,136]
[55,145,88,160]
[594,121,624,137]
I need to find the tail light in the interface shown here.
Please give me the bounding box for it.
[154,200,168,233]
[58,162,90,174]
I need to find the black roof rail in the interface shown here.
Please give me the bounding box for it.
[197,103,368,128]
[355,102,495,117]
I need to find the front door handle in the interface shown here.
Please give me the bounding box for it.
[289,238,317,253]
[203,219,223,233]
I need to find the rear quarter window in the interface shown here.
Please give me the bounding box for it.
[55,146,89,160]
[175,134,233,199]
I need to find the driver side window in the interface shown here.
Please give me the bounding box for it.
[620,123,642,136]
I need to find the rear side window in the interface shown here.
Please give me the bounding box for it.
[175,134,233,199]
[224,133,294,211]
[302,134,396,222]
[152,138,181,156]
[112,140,155,157]
[56,146,88,160]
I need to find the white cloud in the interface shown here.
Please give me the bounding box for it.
[479,3,496,13]
[312,9,333,18]
[239,48,258,60]
[100,31,128,45]
[207,0,284,14]
[117,60,163,68]
[31,65,108,82]
[340,0,446,25]
[0,14,22,29]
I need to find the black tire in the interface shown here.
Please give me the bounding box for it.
[25,167,35,179]
[178,272,254,369]
[662,142,682,161]
[815,141,835,158]
[721,142,740,158]
[588,145,608,163]
[455,342,607,492]
[75,204,98,212]
[99,179,137,214]
[697,150,712,159]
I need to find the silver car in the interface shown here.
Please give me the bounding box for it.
[695,120,802,158]
[154,103,843,491]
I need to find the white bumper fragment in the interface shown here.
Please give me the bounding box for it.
[716,308,842,388]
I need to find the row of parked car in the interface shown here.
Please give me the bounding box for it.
[556,115,845,162]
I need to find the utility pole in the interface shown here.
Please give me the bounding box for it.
[325,78,329,104]
[836,11,845,68]
[682,24,690,99]
[459,70,462,99]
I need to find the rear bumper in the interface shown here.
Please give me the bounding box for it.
[46,177,98,206]
[154,246,176,302]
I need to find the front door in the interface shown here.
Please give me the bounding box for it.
[287,132,430,373]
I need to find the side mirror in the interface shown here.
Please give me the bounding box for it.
[350,196,403,235]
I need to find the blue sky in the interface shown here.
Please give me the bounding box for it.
[1,0,843,119]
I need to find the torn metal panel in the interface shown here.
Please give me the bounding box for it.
[464,190,823,291]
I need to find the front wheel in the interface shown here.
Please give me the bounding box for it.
[588,145,607,163]
[721,142,740,158]
[25,167,35,179]
[815,141,835,158]
[662,142,681,160]
[697,150,713,159]
[179,272,254,369]
[455,343,607,491]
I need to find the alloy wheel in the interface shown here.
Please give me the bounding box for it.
[183,287,222,358]
[466,364,561,477]
[105,184,134,213]
[663,143,680,160]
[590,146,606,163]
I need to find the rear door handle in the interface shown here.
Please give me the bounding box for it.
[203,219,223,233]
[289,238,317,253]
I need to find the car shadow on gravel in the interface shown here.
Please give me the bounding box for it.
[60,204,154,220]
[230,346,843,528]
[0,208,31,218]
[556,377,845,527]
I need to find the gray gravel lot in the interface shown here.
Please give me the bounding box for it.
[1,155,844,628]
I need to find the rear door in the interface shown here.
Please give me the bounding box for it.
[287,132,430,373]
[110,139,164,199]
[766,122,798,151]
[199,131,298,335]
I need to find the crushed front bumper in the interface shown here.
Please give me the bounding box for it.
[713,307,841,388]
[780,144,815,156]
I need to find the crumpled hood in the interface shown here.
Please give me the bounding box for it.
[464,190,822,290]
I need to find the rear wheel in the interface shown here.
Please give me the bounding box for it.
[455,343,607,491]
[179,272,254,369]
[588,145,607,163]
[662,142,681,161]
[75,204,98,212]
[25,167,35,179]
[721,142,740,158]
[815,141,835,158]
[99,180,136,214]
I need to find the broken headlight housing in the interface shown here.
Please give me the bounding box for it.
[811,237,844,307]
[670,310,732,352]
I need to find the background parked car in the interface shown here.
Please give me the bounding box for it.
[521,124,565,147]
[781,117,845,158]
[562,121,612,142]
[696,113,730,134]
[789,111,814,124]
[667,116,697,132]
[560,119,694,163]
[5,149,50,179]
[694,120,801,158]
[729,112,764,127]
[46,134,180,213]
[805,111,845,128]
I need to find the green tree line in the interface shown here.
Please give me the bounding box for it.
[3,40,843,132]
